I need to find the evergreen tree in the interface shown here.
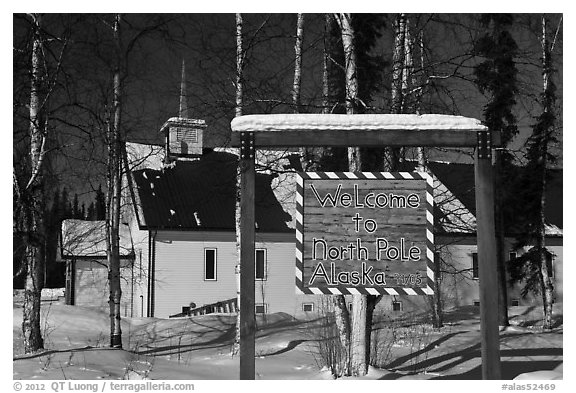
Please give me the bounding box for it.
[60,188,71,219]
[509,15,559,330]
[51,189,61,219]
[95,185,106,220]
[318,14,387,172]
[72,193,80,219]
[473,13,519,327]
[87,201,96,221]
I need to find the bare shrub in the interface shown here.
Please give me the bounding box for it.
[369,313,396,367]
[307,296,345,377]
[369,309,437,373]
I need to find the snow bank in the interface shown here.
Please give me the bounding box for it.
[231,114,487,132]
[514,363,563,380]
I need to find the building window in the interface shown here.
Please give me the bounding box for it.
[511,299,520,307]
[472,252,479,279]
[392,301,403,312]
[473,300,480,307]
[348,303,353,312]
[302,303,314,312]
[204,248,217,281]
[255,303,267,314]
[255,249,267,280]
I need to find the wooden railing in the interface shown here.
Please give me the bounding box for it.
[169,298,238,318]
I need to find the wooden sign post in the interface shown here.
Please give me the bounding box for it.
[239,131,256,380]
[231,114,501,380]
[474,131,502,379]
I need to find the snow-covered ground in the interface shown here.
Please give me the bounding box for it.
[12,297,562,381]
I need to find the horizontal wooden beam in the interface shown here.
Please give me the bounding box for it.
[230,114,500,148]
[231,128,500,148]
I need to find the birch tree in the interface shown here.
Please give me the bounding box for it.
[292,14,310,171]
[292,14,305,114]
[510,15,561,330]
[14,13,70,353]
[232,12,244,357]
[106,13,124,348]
[531,14,557,331]
[19,13,47,353]
[335,12,369,377]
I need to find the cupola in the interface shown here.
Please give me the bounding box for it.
[160,59,206,160]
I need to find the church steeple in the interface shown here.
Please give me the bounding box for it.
[179,59,188,118]
[159,59,206,160]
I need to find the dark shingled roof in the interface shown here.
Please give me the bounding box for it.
[132,151,292,232]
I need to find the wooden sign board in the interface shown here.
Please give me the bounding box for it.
[295,172,434,296]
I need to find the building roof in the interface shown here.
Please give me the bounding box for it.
[131,151,293,232]
[398,161,563,236]
[60,219,134,258]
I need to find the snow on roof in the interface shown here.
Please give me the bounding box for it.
[131,151,292,232]
[60,219,134,258]
[126,142,165,171]
[159,117,206,133]
[214,147,298,228]
[544,224,563,237]
[231,114,487,132]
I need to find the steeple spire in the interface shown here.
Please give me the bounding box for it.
[179,59,188,118]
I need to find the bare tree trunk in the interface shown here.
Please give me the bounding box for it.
[350,295,368,376]
[292,14,304,114]
[332,293,351,376]
[292,14,309,171]
[538,15,554,330]
[301,14,332,172]
[108,13,123,348]
[430,251,443,328]
[232,12,243,357]
[385,13,407,170]
[335,12,370,377]
[322,15,331,116]
[412,26,443,328]
[414,26,427,172]
[22,13,46,354]
[235,14,243,120]
[337,13,361,169]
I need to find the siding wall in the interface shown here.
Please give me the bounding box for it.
[127,218,150,318]
[74,259,134,317]
[435,236,563,310]
[152,231,297,318]
[128,226,563,318]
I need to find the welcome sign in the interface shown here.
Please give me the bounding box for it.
[295,172,434,296]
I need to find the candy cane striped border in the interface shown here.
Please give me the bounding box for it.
[295,171,435,296]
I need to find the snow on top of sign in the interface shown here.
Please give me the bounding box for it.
[231,114,487,132]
